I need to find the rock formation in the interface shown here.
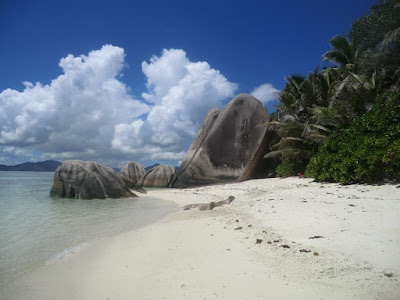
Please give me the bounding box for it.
[119,162,145,184]
[334,75,358,103]
[50,160,139,199]
[170,94,271,188]
[137,164,175,187]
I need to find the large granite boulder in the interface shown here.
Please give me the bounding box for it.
[137,164,175,187]
[50,160,138,199]
[119,162,145,184]
[170,94,270,188]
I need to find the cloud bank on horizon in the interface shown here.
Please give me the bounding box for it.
[0,45,279,166]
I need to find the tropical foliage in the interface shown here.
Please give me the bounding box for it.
[263,0,400,182]
[306,91,400,184]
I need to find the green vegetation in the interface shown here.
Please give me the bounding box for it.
[263,0,400,183]
[306,91,400,183]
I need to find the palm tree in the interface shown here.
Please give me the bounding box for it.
[262,117,329,176]
[260,70,337,175]
[323,35,359,71]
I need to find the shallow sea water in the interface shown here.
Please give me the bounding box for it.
[0,171,177,286]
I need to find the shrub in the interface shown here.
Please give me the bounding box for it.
[306,91,400,184]
[276,160,297,177]
[276,155,310,177]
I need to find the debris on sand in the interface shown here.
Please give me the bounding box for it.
[299,249,311,253]
[183,196,235,211]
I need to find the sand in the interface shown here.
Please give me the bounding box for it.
[1,177,399,299]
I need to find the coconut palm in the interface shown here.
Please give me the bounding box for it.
[261,70,337,175]
[322,35,360,72]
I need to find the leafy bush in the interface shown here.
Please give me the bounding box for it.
[306,91,400,184]
[276,160,297,177]
[276,154,311,177]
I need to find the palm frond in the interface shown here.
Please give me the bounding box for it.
[328,35,351,54]
[323,51,349,66]
[287,75,305,87]
[381,26,400,50]
[264,150,283,160]
[257,121,283,130]
[280,149,313,160]
[305,133,328,143]
[271,137,306,151]
[278,122,305,138]
[312,106,346,128]
[350,73,366,85]
[281,114,298,123]
[309,124,330,133]
[322,35,356,67]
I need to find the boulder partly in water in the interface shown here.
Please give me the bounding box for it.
[50,160,138,199]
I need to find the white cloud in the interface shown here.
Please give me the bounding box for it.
[2,146,34,158]
[1,46,279,167]
[111,48,238,162]
[250,83,279,104]
[0,45,149,162]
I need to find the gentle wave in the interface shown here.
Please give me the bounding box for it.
[47,242,90,264]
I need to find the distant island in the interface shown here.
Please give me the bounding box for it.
[0,160,62,172]
[0,160,177,175]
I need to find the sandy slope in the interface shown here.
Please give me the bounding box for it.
[2,178,399,299]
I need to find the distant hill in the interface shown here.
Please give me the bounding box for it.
[0,160,62,172]
[145,163,160,171]
[144,163,179,173]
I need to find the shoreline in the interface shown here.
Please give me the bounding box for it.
[0,193,177,288]
[1,177,399,299]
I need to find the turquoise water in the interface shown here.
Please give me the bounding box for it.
[0,171,177,286]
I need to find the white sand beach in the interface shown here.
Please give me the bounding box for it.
[2,177,400,299]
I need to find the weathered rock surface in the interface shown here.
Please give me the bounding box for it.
[183,196,235,211]
[170,94,271,188]
[117,175,147,194]
[119,162,145,184]
[137,164,175,187]
[50,160,138,199]
[334,75,358,103]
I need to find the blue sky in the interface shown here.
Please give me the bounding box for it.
[0,0,377,168]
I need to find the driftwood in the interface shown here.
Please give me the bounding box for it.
[183,196,235,211]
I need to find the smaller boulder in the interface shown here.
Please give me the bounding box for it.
[137,164,175,187]
[119,162,145,184]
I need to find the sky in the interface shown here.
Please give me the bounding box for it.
[0,0,378,168]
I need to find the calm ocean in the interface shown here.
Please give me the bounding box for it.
[0,171,177,287]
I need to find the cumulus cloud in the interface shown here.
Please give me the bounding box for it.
[111,48,238,161]
[1,45,279,167]
[250,83,279,105]
[0,45,149,163]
